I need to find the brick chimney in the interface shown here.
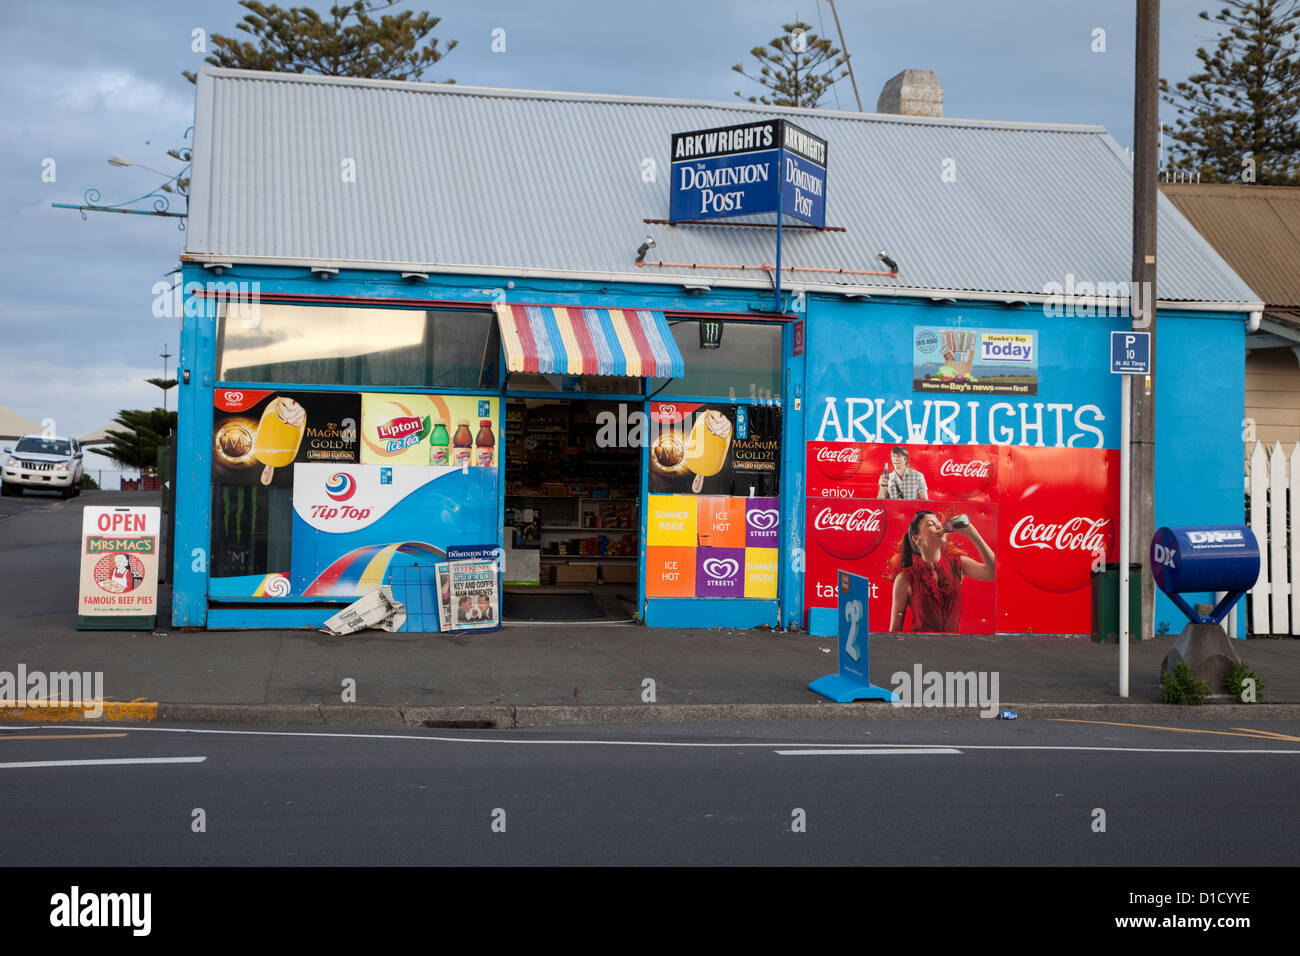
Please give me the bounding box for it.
[876,70,943,118]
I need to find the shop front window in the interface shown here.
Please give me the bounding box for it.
[217,305,499,389]
[648,320,782,402]
[506,373,641,395]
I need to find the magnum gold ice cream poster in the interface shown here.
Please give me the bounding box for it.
[648,402,781,497]
[213,389,361,487]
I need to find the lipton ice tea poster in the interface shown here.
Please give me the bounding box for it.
[361,395,500,467]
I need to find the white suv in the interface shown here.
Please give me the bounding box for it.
[2,434,85,498]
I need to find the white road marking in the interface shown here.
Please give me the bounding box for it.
[3,724,1298,755]
[0,756,206,770]
[776,748,962,756]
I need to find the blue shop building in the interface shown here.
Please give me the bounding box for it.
[172,68,1261,636]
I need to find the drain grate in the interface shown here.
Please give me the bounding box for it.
[422,719,498,729]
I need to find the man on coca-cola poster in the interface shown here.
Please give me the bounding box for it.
[887,510,996,633]
[878,446,929,500]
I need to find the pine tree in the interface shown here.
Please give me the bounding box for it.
[100,409,178,477]
[1161,0,1300,185]
[183,0,457,84]
[733,21,848,109]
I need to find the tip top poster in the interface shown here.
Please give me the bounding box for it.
[912,326,1038,396]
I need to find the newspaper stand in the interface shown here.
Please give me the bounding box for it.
[1150,525,1259,688]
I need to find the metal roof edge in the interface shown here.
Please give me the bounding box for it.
[195,67,1109,135]
[177,253,1262,313]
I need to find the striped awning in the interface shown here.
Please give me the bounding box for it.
[495,303,685,378]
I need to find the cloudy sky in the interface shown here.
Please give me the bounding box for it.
[1,0,1224,450]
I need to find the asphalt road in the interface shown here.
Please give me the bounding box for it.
[4,718,1298,866]
[0,485,68,519]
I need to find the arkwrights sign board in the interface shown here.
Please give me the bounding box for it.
[77,505,160,629]
[669,119,827,226]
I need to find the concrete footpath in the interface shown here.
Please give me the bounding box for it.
[2,490,1298,727]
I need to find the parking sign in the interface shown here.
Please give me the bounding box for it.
[1110,331,1150,374]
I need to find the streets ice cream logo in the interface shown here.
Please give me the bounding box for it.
[325,472,357,502]
[746,509,779,532]
[702,557,740,581]
[811,505,887,560]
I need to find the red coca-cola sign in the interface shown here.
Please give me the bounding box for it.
[811,443,865,482]
[1008,515,1110,554]
[803,497,998,633]
[928,445,996,500]
[939,460,990,477]
[810,503,887,559]
[1000,451,1115,595]
[806,442,898,497]
[803,440,1120,635]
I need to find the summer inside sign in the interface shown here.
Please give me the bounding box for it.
[645,495,779,599]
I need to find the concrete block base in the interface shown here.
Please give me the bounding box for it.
[1162,623,1241,691]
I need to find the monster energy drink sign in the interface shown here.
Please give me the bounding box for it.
[700,319,724,350]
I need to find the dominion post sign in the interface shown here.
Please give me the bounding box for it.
[670,119,827,227]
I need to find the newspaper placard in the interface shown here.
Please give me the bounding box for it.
[77,505,160,629]
[436,563,453,631]
[445,560,499,631]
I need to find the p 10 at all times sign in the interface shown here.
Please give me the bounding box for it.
[804,441,1120,635]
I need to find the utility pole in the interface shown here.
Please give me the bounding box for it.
[1131,0,1159,642]
[826,0,863,112]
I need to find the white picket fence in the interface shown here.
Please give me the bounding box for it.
[1247,442,1298,636]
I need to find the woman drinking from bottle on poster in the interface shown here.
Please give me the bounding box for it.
[889,510,996,633]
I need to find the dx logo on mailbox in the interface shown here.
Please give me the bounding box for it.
[1153,543,1177,569]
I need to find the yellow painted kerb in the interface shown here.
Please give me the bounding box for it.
[0,701,158,723]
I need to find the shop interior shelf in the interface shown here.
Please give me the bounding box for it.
[540,555,637,562]
[539,525,637,532]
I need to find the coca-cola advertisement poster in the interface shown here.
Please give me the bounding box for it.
[805,497,998,634]
[805,442,1119,634]
[648,402,781,496]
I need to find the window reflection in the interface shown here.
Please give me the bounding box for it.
[218,305,499,389]
[648,321,782,401]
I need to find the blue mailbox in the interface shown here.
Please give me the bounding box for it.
[1150,525,1260,626]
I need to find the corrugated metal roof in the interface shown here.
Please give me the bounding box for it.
[1161,183,1300,308]
[187,68,1260,306]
